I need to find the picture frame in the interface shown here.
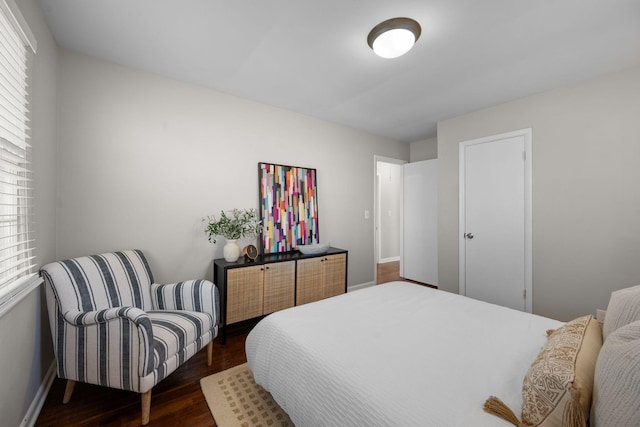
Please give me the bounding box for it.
[258,162,319,254]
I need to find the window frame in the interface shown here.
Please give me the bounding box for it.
[0,0,40,318]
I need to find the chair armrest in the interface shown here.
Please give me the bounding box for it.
[62,307,155,378]
[63,306,149,327]
[151,279,220,324]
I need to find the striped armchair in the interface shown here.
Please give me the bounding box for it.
[40,250,219,425]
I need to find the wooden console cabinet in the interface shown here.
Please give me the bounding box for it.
[214,247,348,341]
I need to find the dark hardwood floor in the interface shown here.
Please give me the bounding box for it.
[377,260,436,288]
[377,260,402,284]
[36,262,428,426]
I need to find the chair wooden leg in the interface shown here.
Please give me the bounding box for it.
[207,340,213,366]
[62,380,76,404]
[141,389,152,425]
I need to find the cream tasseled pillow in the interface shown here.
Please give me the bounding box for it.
[602,284,640,340]
[485,315,602,427]
[592,320,640,427]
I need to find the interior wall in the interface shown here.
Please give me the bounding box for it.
[376,162,402,261]
[0,0,58,426]
[437,66,640,321]
[56,49,409,288]
[410,136,437,162]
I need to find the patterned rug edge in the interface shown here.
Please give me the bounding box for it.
[200,363,293,427]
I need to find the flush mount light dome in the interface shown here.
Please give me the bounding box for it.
[367,17,421,59]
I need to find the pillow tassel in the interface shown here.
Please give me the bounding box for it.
[546,328,556,337]
[483,396,522,426]
[563,385,587,427]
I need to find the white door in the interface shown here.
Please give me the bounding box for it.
[459,129,532,312]
[403,160,438,286]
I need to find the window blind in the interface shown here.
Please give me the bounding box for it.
[0,2,36,305]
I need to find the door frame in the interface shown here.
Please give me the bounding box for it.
[373,155,406,285]
[458,128,533,312]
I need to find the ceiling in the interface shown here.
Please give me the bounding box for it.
[37,0,640,143]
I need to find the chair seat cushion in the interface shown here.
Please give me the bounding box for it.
[148,310,214,369]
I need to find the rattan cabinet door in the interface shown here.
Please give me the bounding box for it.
[323,253,347,298]
[263,261,295,314]
[296,257,324,305]
[227,264,264,324]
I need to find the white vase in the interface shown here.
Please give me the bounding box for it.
[223,239,241,262]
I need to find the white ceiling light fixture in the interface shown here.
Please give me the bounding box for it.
[367,17,421,59]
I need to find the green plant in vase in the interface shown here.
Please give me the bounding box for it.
[204,208,263,262]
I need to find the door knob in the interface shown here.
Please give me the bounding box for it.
[465,233,474,239]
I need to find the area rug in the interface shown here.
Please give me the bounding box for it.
[200,363,293,427]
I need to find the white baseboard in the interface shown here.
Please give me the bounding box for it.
[348,281,375,292]
[378,256,400,264]
[21,361,57,427]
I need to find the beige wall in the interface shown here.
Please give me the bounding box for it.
[0,0,58,426]
[56,50,409,288]
[437,66,640,321]
[410,137,437,161]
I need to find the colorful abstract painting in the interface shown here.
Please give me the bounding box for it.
[258,162,319,254]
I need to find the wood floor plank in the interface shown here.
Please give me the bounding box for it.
[377,261,437,288]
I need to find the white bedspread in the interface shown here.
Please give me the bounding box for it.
[246,281,562,426]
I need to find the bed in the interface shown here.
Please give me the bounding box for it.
[246,281,640,427]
